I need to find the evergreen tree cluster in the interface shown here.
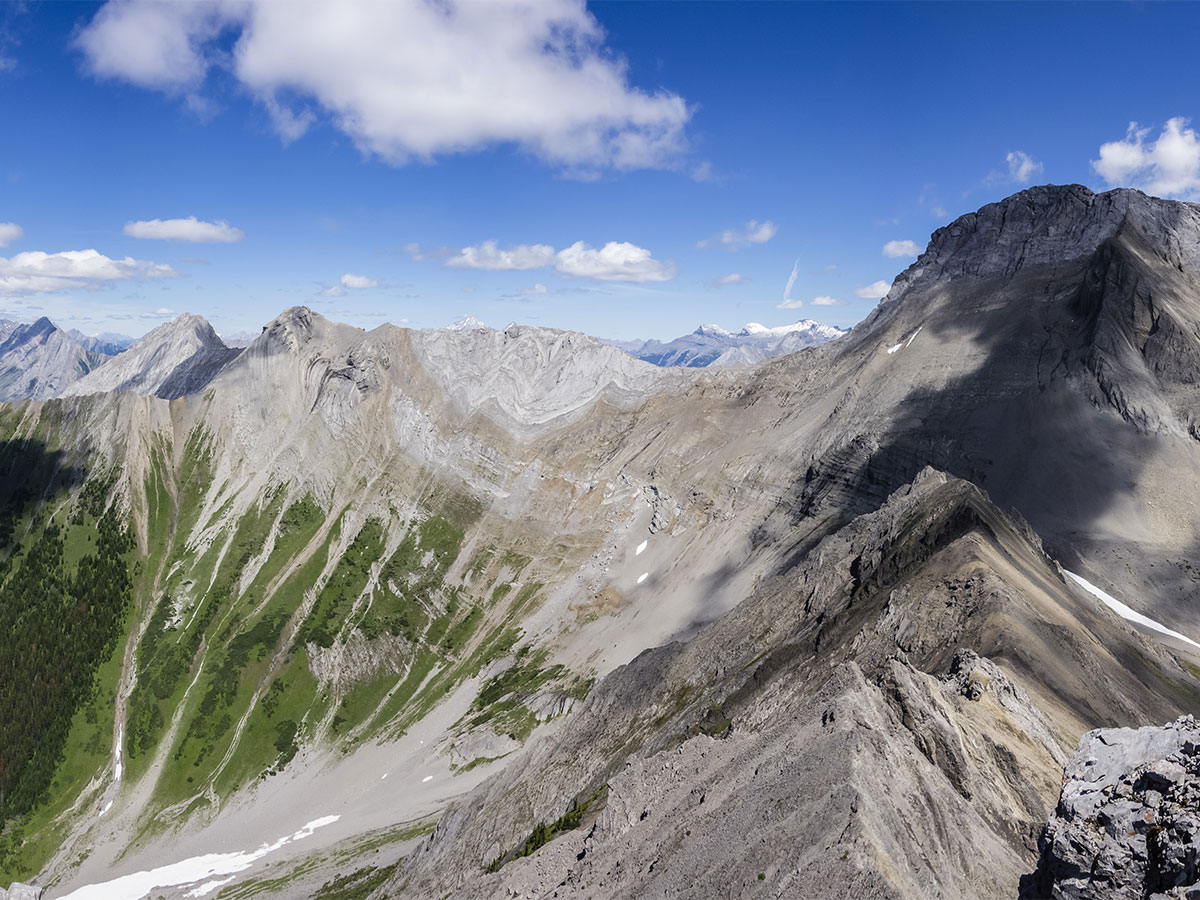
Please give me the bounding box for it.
[0,487,133,825]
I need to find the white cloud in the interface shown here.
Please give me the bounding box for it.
[319,285,345,297]
[554,241,675,282]
[713,273,743,287]
[0,223,23,248]
[779,258,801,308]
[340,273,378,289]
[811,296,843,306]
[1005,150,1043,185]
[77,0,691,173]
[882,240,920,259]
[698,219,777,250]
[1093,117,1200,199]
[855,280,892,299]
[986,150,1044,188]
[0,248,177,296]
[447,241,556,272]
[444,238,674,282]
[524,283,550,294]
[0,56,15,73]
[144,306,175,318]
[931,205,949,218]
[124,216,244,242]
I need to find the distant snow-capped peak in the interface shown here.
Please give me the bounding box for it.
[445,315,490,331]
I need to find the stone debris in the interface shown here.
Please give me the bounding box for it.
[1035,716,1200,899]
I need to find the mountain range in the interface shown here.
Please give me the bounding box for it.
[604,318,848,367]
[0,184,1198,899]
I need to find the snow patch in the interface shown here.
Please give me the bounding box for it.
[1065,570,1200,650]
[114,725,124,783]
[58,815,340,900]
[905,326,922,348]
[637,572,649,585]
[887,342,902,355]
[422,775,433,783]
[185,877,235,897]
[635,540,648,556]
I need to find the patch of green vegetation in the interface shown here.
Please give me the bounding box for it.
[0,447,135,881]
[299,519,385,648]
[313,863,400,900]
[215,855,322,899]
[508,581,543,618]
[454,754,509,775]
[464,645,564,742]
[485,786,607,873]
[332,819,436,864]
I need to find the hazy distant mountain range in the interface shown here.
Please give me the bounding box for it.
[604,318,849,367]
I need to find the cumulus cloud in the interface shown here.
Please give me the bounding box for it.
[0,223,23,248]
[445,239,674,282]
[319,285,345,297]
[554,241,675,282]
[446,241,556,272]
[882,240,920,259]
[713,273,744,287]
[76,0,691,172]
[811,296,843,306]
[1093,117,1200,199]
[698,219,777,250]
[1005,150,1043,185]
[776,298,804,310]
[340,273,378,289]
[0,248,177,296]
[124,216,244,242]
[855,280,892,299]
[144,306,175,318]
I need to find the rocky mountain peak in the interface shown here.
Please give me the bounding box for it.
[887,184,1200,303]
[253,305,322,355]
[61,311,240,400]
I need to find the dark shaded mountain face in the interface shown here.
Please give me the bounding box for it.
[0,317,106,400]
[4,184,1200,899]
[747,184,1200,633]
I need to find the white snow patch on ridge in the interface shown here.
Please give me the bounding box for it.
[1065,570,1200,650]
[635,540,648,556]
[58,815,340,900]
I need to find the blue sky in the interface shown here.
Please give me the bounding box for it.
[1,1,1199,341]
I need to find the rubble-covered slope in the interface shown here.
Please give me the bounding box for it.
[394,470,1200,899]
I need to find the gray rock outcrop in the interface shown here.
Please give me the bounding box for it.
[1034,717,1200,899]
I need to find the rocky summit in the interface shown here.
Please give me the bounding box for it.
[0,185,1199,900]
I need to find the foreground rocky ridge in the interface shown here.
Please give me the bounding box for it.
[394,469,1200,899]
